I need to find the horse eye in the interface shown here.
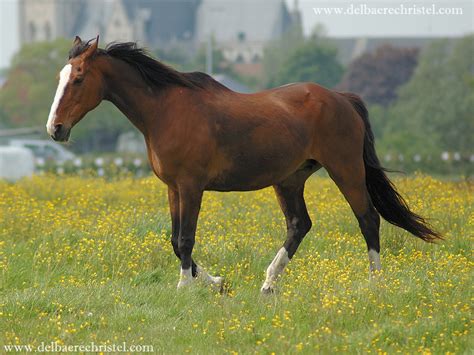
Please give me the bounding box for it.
[73,77,83,85]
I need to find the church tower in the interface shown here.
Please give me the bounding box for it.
[290,0,303,38]
[18,0,83,44]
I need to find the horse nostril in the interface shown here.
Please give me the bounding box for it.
[54,124,63,134]
[51,123,70,141]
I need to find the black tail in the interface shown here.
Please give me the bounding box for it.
[342,93,442,242]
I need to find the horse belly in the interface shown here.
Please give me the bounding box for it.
[205,149,305,191]
[205,171,286,191]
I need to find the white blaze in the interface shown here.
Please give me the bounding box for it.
[46,64,72,135]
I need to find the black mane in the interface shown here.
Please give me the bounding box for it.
[69,40,226,91]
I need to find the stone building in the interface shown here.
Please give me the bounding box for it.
[19,0,83,43]
[19,0,300,63]
[195,0,301,63]
[18,0,199,48]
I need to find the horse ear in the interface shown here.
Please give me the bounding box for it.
[73,36,82,46]
[83,35,99,60]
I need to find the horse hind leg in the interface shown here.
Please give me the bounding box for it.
[357,199,381,276]
[261,163,319,293]
[325,159,381,277]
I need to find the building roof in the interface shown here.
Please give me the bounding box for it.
[124,0,200,45]
[74,0,199,47]
[72,0,115,41]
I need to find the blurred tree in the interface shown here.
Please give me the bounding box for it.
[0,39,70,128]
[0,39,133,152]
[383,35,474,155]
[154,46,190,70]
[274,40,343,89]
[0,106,9,128]
[263,29,343,89]
[155,43,260,91]
[263,20,305,88]
[189,42,232,75]
[154,40,234,75]
[338,45,419,106]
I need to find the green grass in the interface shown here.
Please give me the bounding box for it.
[0,175,472,353]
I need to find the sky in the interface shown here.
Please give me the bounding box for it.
[0,0,19,69]
[0,0,473,69]
[293,0,473,37]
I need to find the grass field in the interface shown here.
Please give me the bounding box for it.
[0,174,472,353]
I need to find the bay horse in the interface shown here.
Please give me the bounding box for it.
[47,36,441,293]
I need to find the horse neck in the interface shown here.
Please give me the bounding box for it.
[99,56,165,135]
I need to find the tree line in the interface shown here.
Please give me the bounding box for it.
[0,33,472,174]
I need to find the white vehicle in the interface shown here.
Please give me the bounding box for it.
[9,139,75,164]
[0,146,35,181]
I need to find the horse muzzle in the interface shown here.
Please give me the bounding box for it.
[50,124,71,142]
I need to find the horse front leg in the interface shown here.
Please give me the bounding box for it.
[176,184,222,289]
[261,166,317,294]
[168,187,198,276]
[261,181,312,293]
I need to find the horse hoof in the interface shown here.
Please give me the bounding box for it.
[209,276,224,291]
[260,286,275,295]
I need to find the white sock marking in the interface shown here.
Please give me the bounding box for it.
[261,247,290,291]
[176,265,223,289]
[368,249,381,272]
[196,264,223,287]
[196,265,222,284]
[177,267,193,288]
[46,64,72,135]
